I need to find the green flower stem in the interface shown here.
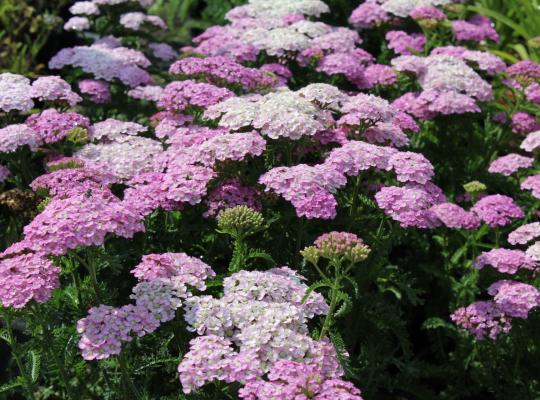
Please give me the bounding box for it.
[318,273,341,340]
[229,236,248,273]
[74,251,103,303]
[33,308,76,399]
[349,175,362,219]
[3,312,37,400]
[118,352,142,400]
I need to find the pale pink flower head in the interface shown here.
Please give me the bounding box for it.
[471,195,524,227]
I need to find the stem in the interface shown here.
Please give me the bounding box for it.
[318,274,341,340]
[229,236,248,273]
[4,312,37,400]
[118,352,142,400]
[495,228,501,248]
[71,271,85,314]
[349,175,362,219]
[74,251,102,303]
[35,309,76,399]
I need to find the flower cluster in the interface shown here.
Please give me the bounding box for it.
[78,252,215,360]
[179,267,331,393]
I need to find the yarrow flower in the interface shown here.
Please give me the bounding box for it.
[69,1,100,15]
[78,80,111,103]
[511,112,540,134]
[508,222,540,245]
[0,253,60,309]
[76,136,162,180]
[0,124,40,153]
[158,80,234,112]
[169,56,276,91]
[128,85,164,102]
[119,12,167,31]
[25,109,90,144]
[179,267,333,393]
[78,252,215,360]
[451,15,499,43]
[20,192,145,256]
[470,194,524,227]
[0,73,34,112]
[30,76,81,106]
[30,167,117,198]
[149,42,177,61]
[429,202,481,230]
[474,248,537,274]
[385,30,426,55]
[451,300,512,340]
[521,175,540,199]
[204,179,261,217]
[88,118,147,142]
[488,153,534,176]
[49,44,152,87]
[375,183,446,228]
[239,360,363,400]
[520,130,540,152]
[488,280,540,319]
[64,16,90,31]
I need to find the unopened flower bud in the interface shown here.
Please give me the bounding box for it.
[217,205,264,238]
[346,243,371,264]
[67,127,88,145]
[314,231,368,262]
[301,246,320,266]
[463,180,487,196]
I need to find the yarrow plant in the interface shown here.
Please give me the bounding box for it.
[1,0,540,399]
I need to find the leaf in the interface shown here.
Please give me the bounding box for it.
[246,249,276,266]
[27,350,41,383]
[334,291,353,318]
[0,328,12,345]
[468,5,531,39]
[0,377,23,393]
[301,280,332,304]
[422,317,456,331]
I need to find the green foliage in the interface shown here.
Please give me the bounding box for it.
[0,0,68,74]
[470,0,540,61]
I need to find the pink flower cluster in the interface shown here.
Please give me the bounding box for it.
[0,252,60,309]
[49,43,152,87]
[26,109,90,144]
[78,252,215,360]
[179,267,332,393]
[488,153,534,176]
[204,179,262,217]
[239,360,363,400]
[169,56,276,91]
[157,80,234,112]
[474,249,537,275]
[16,192,144,256]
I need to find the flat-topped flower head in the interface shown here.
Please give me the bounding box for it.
[488,280,540,319]
[475,248,537,274]
[0,124,40,153]
[26,109,90,144]
[0,252,60,309]
[451,301,512,340]
[30,76,81,106]
[471,194,524,227]
[158,80,234,112]
[488,153,534,176]
[508,222,540,245]
[0,73,34,112]
[430,202,481,230]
